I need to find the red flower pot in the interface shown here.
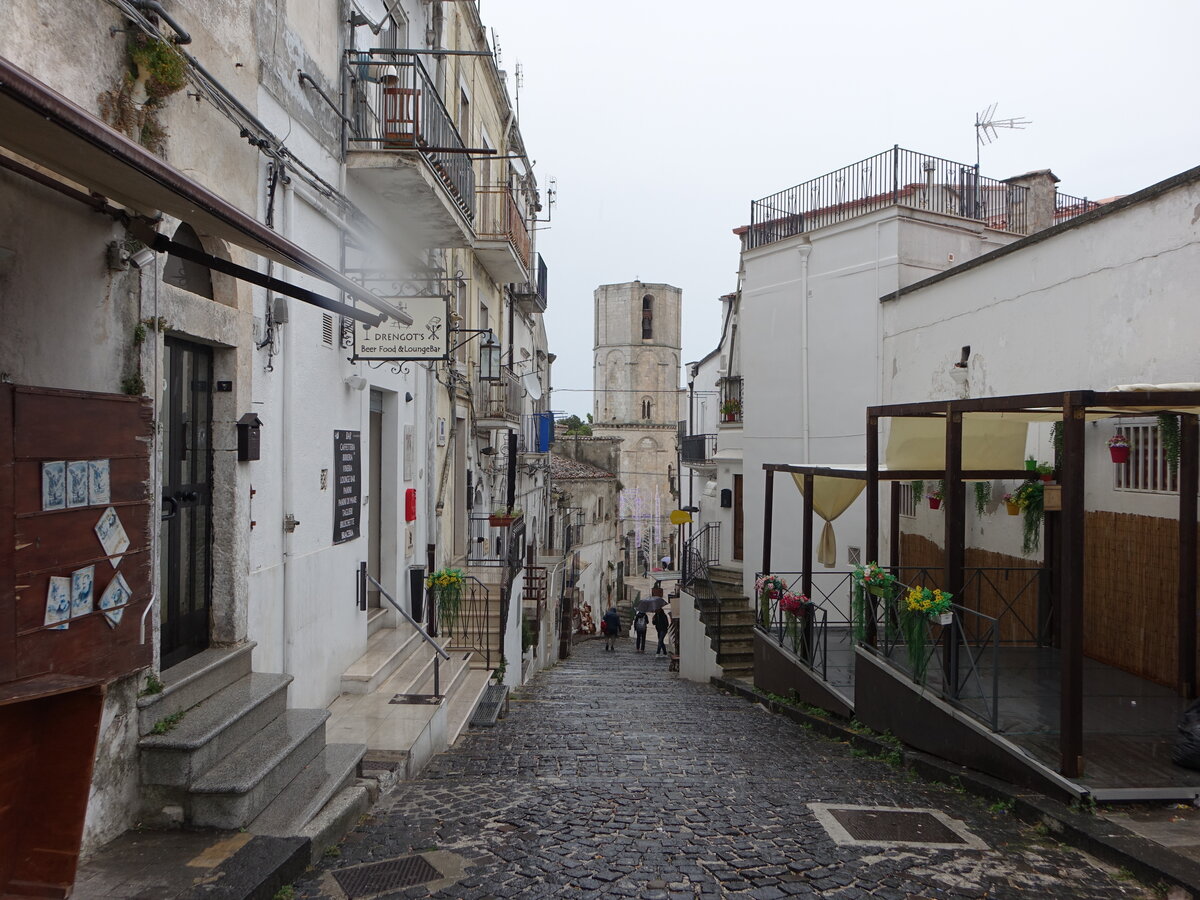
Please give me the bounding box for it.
[1109,445,1130,464]
[928,497,942,510]
[1040,472,1054,483]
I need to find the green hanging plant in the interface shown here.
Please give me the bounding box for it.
[1158,414,1181,477]
[973,481,992,517]
[1012,481,1044,556]
[1050,421,1064,471]
[910,480,924,507]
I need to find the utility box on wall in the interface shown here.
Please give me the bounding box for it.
[720,488,733,508]
[236,413,262,462]
[405,488,417,522]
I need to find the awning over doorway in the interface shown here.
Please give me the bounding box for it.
[0,54,411,325]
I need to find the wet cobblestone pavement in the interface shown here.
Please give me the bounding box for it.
[296,638,1153,899]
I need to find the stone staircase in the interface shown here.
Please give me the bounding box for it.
[326,605,493,779]
[137,642,367,858]
[687,564,756,680]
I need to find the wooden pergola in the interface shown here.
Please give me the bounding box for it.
[762,390,1200,778]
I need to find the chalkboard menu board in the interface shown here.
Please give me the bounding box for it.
[333,430,361,544]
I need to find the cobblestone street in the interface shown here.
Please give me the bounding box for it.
[296,638,1153,899]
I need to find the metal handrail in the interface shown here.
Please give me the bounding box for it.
[365,571,449,696]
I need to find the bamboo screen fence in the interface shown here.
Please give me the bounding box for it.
[900,513,1200,688]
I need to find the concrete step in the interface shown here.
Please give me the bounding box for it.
[137,642,255,736]
[249,742,366,838]
[468,683,509,729]
[189,708,329,829]
[140,672,292,788]
[446,667,493,744]
[340,623,420,694]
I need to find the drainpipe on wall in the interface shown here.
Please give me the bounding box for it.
[798,242,812,464]
[280,175,296,678]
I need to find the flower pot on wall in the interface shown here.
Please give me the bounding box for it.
[1110,445,1130,464]
[928,497,942,510]
[1005,500,1020,516]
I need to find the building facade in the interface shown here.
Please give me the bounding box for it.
[0,0,554,890]
[592,281,682,572]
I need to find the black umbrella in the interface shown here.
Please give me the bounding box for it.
[637,596,668,613]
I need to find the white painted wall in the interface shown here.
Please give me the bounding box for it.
[882,171,1200,558]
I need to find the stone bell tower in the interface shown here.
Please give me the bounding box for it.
[591,281,683,570]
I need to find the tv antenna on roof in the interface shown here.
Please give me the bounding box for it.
[975,103,1031,169]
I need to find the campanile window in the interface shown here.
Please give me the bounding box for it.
[642,294,653,339]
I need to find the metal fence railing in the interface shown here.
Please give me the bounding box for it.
[477,185,531,271]
[438,574,493,669]
[345,49,475,220]
[1054,191,1102,225]
[680,433,718,465]
[747,146,1030,249]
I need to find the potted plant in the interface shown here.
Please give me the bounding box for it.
[1036,462,1055,483]
[755,573,788,626]
[1025,456,1038,472]
[720,398,741,422]
[1003,492,1020,515]
[427,567,465,631]
[927,486,943,510]
[1108,433,1130,464]
[779,590,812,653]
[489,505,523,527]
[853,562,896,598]
[900,585,954,682]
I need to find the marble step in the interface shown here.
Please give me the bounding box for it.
[341,623,421,694]
[190,709,329,829]
[250,742,366,838]
[140,672,292,787]
[137,642,255,736]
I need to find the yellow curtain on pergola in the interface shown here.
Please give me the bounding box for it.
[791,475,866,567]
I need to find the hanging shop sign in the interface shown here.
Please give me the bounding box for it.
[353,296,448,360]
[333,430,361,544]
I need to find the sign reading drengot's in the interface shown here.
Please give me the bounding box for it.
[354,296,448,360]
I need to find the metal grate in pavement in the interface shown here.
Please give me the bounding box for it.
[809,803,988,850]
[469,683,508,728]
[389,693,441,704]
[332,854,442,897]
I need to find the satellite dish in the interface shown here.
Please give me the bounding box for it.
[521,372,542,400]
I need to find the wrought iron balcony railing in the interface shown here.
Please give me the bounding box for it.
[512,253,548,313]
[719,376,743,424]
[478,371,523,423]
[1054,191,1102,225]
[345,49,475,220]
[746,146,1031,249]
[477,185,531,270]
[681,433,718,464]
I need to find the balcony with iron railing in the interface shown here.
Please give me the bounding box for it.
[511,253,548,314]
[476,370,523,430]
[474,185,531,283]
[1054,191,1103,225]
[344,50,475,248]
[680,433,718,466]
[719,376,743,425]
[745,146,1033,250]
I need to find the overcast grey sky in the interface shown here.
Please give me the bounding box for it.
[482,0,1200,419]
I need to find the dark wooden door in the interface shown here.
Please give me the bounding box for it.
[159,339,213,669]
[733,474,744,561]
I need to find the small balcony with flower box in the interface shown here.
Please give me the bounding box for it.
[344,50,475,250]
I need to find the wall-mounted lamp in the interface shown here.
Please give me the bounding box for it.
[405,392,414,403]
[479,331,501,382]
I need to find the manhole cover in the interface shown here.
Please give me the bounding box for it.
[332,854,443,897]
[809,803,987,850]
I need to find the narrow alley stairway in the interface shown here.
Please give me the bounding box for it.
[295,638,1151,899]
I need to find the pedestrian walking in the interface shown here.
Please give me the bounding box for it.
[653,608,670,655]
[633,608,649,652]
[602,607,621,651]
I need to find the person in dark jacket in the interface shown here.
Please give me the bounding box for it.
[633,609,649,652]
[653,608,670,655]
[602,607,621,651]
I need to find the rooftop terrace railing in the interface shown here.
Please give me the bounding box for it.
[746,146,1030,249]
